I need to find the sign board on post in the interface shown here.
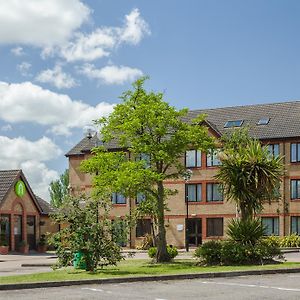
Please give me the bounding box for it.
[15,180,26,197]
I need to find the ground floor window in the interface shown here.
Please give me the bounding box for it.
[291,216,300,234]
[261,217,279,236]
[0,215,10,247]
[206,218,223,237]
[136,219,152,238]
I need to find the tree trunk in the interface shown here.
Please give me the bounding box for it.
[156,181,170,262]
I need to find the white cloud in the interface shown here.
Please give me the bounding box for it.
[120,8,150,45]
[0,124,12,132]
[11,46,25,56]
[17,62,32,76]
[0,81,114,136]
[36,65,77,89]
[79,64,143,85]
[49,8,150,62]
[0,136,62,200]
[0,0,90,46]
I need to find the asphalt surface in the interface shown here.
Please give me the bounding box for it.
[1,273,300,299]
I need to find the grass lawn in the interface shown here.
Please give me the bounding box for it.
[1,259,300,284]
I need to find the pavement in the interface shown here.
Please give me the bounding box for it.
[2,273,300,299]
[0,253,57,276]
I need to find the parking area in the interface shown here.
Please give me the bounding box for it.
[2,273,300,300]
[0,253,56,276]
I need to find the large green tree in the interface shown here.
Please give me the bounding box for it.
[81,78,214,262]
[215,129,284,221]
[49,169,69,208]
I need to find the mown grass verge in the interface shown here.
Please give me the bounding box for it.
[1,259,300,284]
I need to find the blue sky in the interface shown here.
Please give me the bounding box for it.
[0,0,299,200]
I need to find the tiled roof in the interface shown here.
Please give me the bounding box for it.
[184,100,300,140]
[66,100,300,156]
[35,196,53,215]
[65,134,120,156]
[0,169,51,214]
[0,170,21,204]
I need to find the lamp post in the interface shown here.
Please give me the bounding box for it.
[183,169,193,252]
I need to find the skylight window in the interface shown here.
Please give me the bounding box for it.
[224,120,244,128]
[257,117,270,125]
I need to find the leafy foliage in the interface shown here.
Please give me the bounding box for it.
[216,128,284,221]
[136,234,154,250]
[265,234,300,248]
[195,239,281,266]
[49,169,69,208]
[227,218,265,246]
[49,196,124,272]
[148,245,178,259]
[194,240,222,265]
[81,77,214,262]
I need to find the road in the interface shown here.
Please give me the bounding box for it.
[2,273,300,300]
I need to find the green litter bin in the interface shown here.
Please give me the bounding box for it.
[73,251,86,269]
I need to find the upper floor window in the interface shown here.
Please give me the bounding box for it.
[136,153,151,168]
[206,183,223,202]
[207,150,221,167]
[262,217,279,236]
[136,193,146,204]
[112,193,126,204]
[291,179,300,200]
[186,184,202,202]
[185,150,201,168]
[267,144,280,158]
[291,143,300,163]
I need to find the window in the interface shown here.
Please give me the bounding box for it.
[257,118,270,125]
[207,218,223,236]
[267,144,280,158]
[291,143,300,162]
[136,193,146,204]
[111,193,126,204]
[185,150,201,168]
[206,150,221,167]
[186,184,202,202]
[224,120,243,128]
[262,217,279,236]
[291,180,300,200]
[136,219,152,237]
[136,153,151,168]
[291,217,300,234]
[206,183,223,202]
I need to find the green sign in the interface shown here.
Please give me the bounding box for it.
[15,180,26,197]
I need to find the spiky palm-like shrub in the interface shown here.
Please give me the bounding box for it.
[227,218,265,246]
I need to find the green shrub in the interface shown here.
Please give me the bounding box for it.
[221,241,252,265]
[227,218,265,246]
[221,239,282,265]
[194,241,222,265]
[148,247,157,258]
[263,235,281,248]
[280,234,300,247]
[254,239,282,261]
[148,245,178,259]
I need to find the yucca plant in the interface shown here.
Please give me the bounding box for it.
[216,128,284,221]
[227,218,265,246]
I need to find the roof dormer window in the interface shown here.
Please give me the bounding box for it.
[224,120,243,128]
[257,117,270,125]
